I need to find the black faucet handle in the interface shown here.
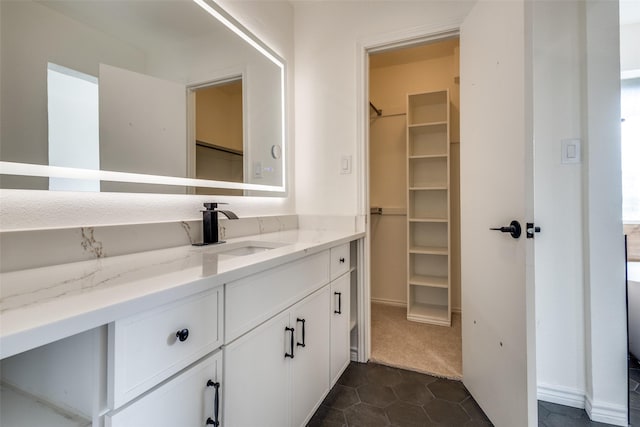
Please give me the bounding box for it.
[203,202,228,210]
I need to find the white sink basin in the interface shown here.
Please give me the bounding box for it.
[199,240,287,259]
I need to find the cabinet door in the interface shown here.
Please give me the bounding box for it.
[330,274,351,385]
[106,351,222,427]
[224,311,291,427]
[291,287,331,427]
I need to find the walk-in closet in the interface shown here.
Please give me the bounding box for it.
[369,37,462,378]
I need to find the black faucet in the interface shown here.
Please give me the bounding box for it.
[194,202,239,246]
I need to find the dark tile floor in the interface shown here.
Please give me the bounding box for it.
[630,353,640,426]
[309,362,634,427]
[308,362,490,426]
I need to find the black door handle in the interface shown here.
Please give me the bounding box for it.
[205,380,220,426]
[296,318,306,348]
[490,220,522,239]
[285,327,295,358]
[334,292,342,314]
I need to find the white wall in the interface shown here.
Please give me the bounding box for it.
[533,0,586,406]
[582,1,627,423]
[533,1,627,424]
[293,1,474,216]
[620,23,640,74]
[0,0,295,231]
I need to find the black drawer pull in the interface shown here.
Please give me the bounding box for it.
[296,318,306,348]
[205,380,220,426]
[176,328,189,342]
[339,257,345,263]
[334,292,342,314]
[285,327,295,359]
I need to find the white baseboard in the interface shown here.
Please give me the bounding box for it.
[371,298,406,307]
[538,384,627,426]
[585,394,628,426]
[537,383,585,409]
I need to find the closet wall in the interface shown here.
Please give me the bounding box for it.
[369,39,461,310]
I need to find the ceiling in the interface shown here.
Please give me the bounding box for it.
[37,0,227,52]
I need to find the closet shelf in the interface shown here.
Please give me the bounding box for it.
[409,275,448,288]
[409,245,448,256]
[409,154,447,159]
[408,121,447,129]
[409,186,448,191]
[409,217,448,223]
[407,302,449,325]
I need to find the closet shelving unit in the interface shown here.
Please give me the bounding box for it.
[406,90,451,326]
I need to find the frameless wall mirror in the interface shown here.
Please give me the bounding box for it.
[0,0,286,195]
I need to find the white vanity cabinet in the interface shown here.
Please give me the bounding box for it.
[0,287,224,427]
[223,286,330,427]
[223,242,355,427]
[0,237,360,427]
[106,351,222,427]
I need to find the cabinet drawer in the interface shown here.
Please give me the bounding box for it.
[108,287,223,408]
[106,351,222,427]
[330,243,350,281]
[225,250,330,344]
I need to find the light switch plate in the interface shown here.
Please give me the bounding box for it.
[253,161,262,178]
[341,155,352,174]
[561,138,581,164]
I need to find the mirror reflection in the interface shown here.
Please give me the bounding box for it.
[194,78,244,196]
[0,0,284,194]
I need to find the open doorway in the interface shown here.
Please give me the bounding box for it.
[188,77,245,196]
[368,37,462,379]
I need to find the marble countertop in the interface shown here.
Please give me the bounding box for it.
[0,229,364,359]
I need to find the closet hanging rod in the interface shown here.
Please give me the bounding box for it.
[369,101,382,116]
[370,207,407,216]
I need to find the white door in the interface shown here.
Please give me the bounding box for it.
[330,273,351,385]
[460,0,536,426]
[291,287,331,427]
[224,311,291,427]
[99,64,187,192]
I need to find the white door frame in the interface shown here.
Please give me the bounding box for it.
[355,21,462,363]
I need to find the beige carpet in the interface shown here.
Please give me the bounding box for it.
[370,302,462,380]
